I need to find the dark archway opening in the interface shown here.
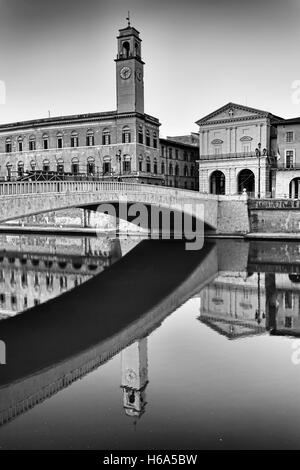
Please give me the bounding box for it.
[238,169,255,194]
[289,178,300,198]
[210,171,225,195]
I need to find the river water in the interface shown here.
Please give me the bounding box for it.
[0,233,299,450]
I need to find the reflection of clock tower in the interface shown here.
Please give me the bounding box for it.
[121,338,148,419]
[115,19,144,114]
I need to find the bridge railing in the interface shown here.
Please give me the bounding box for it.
[0,180,212,200]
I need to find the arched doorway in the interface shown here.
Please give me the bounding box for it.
[289,178,300,198]
[210,170,225,195]
[238,169,255,194]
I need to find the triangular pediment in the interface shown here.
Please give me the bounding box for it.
[198,314,266,340]
[196,102,272,126]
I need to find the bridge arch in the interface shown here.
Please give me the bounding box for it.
[0,181,220,233]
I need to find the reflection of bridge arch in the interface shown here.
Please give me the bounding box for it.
[0,239,218,426]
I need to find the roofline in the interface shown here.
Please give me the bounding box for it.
[159,137,199,149]
[0,111,161,132]
[195,101,283,126]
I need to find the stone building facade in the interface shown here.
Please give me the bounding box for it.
[196,102,282,198]
[160,137,199,190]
[0,21,199,190]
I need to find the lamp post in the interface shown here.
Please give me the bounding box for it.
[116,149,122,181]
[255,142,261,199]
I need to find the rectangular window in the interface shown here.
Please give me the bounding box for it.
[43,139,49,150]
[153,138,157,149]
[285,291,293,309]
[139,161,143,171]
[169,148,173,159]
[286,131,294,143]
[161,146,165,157]
[285,316,293,328]
[146,135,151,146]
[29,141,36,151]
[18,142,23,152]
[123,161,131,173]
[86,136,94,146]
[5,143,12,153]
[71,137,79,148]
[57,137,63,149]
[286,150,294,168]
[175,149,179,159]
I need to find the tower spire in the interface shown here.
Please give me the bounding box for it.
[126,11,131,27]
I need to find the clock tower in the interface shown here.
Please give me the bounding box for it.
[115,19,145,114]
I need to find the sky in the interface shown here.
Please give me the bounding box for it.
[0,0,300,137]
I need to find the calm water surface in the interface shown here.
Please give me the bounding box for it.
[0,234,299,449]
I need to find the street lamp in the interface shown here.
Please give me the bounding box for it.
[255,142,261,198]
[116,149,122,181]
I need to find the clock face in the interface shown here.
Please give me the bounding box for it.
[135,70,142,81]
[126,368,137,383]
[120,66,132,80]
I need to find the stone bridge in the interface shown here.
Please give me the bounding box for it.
[0,181,249,234]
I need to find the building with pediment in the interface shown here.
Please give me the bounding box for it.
[196,103,283,198]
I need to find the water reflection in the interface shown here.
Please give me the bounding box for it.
[0,233,123,317]
[2,237,300,448]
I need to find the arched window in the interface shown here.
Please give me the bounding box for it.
[102,128,111,145]
[43,159,50,172]
[42,133,49,150]
[103,156,111,175]
[146,130,151,147]
[29,135,36,151]
[86,130,94,147]
[138,125,143,144]
[71,157,79,175]
[138,155,143,172]
[175,164,179,176]
[122,41,130,58]
[57,132,63,149]
[17,161,24,177]
[18,136,23,152]
[153,131,157,149]
[71,131,79,148]
[146,156,151,173]
[57,158,64,174]
[122,126,131,144]
[153,158,158,174]
[5,137,12,153]
[184,165,189,177]
[87,156,95,175]
[169,163,173,175]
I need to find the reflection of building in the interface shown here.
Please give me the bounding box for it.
[121,338,148,419]
[0,235,121,318]
[267,273,300,334]
[199,272,267,339]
